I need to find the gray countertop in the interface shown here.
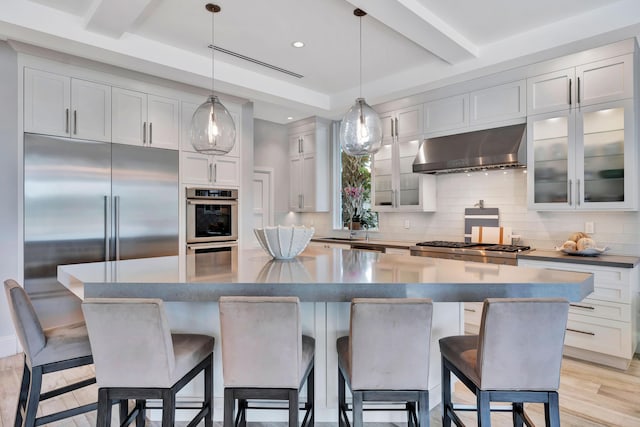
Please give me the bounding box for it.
[518,250,640,268]
[58,246,594,303]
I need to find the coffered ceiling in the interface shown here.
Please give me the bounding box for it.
[1,0,639,123]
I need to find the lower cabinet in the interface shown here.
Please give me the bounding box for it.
[518,258,639,369]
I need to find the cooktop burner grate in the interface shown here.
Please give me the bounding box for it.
[483,245,531,252]
[415,241,479,248]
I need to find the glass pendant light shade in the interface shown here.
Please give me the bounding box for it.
[191,95,236,155]
[340,97,382,157]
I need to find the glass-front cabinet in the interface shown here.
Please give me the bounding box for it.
[528,99,636,210]
[372,138,436,212]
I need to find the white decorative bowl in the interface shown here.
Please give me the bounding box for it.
[254,226,315,260]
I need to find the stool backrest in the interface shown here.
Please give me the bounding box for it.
[219,296,302,388]
[4,279,46,363]
[82,298,175,388]
[477,298,569,390]
[349,298,433,390]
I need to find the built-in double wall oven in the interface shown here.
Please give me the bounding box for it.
[186,187,238,255]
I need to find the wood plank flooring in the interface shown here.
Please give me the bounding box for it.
[1,353,638,426]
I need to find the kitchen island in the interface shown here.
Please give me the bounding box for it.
[57,246,593,423]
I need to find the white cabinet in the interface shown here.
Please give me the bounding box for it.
[372,138,436,212]
[527,54,634,115]
[518,259,639,369]
[379,105,423,144]
[112,87,179,150]
[463,302,483,334]
[24,68,111,142]
[528,99,636,210]
[181,151,239,187]
[288,118,330,212]
[424,80,526,136]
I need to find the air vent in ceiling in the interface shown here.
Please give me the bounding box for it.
[209,45,304,79]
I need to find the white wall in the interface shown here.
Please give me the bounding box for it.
[298,170,640,256]
[0,41,20,356]
[253,119,291,223]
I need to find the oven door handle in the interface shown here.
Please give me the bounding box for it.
[187,199,238,206]
[187,241,238,251]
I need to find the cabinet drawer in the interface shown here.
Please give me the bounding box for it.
[564,314,632,358]
[464,302,483,327]
[569,298,630,322]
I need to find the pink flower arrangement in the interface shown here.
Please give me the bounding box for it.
[343,186,364,222]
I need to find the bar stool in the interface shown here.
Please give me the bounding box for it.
[219,296,314,427]
[4,279,97,427]
[81,298,214,427]
[439,298,569,427]
[337,298,434,427]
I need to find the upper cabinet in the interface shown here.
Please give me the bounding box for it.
[423,80,526,136]
[288,117,330,212]
[528,99,636,211]
[24,68,111,142]
[379,105,423,144]
[527,54,634,115]
[112,87,179,150]
[372,138,436,212]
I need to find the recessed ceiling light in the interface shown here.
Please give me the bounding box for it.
[287,116,294,120]
[291,41,305,48]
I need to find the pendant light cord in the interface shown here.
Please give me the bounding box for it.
[211,8,215,96]
[359,14,362,99]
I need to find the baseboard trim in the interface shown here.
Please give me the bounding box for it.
[0,334,18,358]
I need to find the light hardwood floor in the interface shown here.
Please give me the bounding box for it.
[0,353,639,426]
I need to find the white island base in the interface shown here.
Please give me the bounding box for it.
[158,301,461,423]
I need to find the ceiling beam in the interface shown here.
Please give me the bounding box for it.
[84,0,155,38]
[344,0,478,64]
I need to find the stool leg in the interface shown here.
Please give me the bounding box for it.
[512,402,524,427]
[135,400,146,427]
[13,359,30,427]
[223,389,235,427]
[204,357,213,427]
[119,399,128,425]
[419,390,430,427]
[306,367,314,426]
[352,391,363,427]
[338,368,346,427]
[161,390,175,427]
[477,390,491,427]
[96,389,111,427]
[545,392,560,427]
[22,365,42,427]
[288,389,299,427]
[441,357,452,427]
[238,399,247,427]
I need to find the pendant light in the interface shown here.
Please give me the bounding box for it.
[190,3,236,155]
[339,8,382,157]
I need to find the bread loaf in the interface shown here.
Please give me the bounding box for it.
[577,237,597,251]
[569,232,590,242]
[562,240,577,251]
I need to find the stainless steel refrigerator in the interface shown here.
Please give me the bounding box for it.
[24,133,178,327]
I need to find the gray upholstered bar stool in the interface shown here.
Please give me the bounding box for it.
[439,298,569,427]
[337,298,434,427]
[219,296,314,427]
[82,298,214,427]
[4,279,97,427]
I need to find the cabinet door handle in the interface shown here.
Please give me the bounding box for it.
[566,328,595,336]
[104,195,110,262]
[395,117,399,137]
[570,303,595,310]
[390,118,394,138]
[214,163,217,182]
[209,163,213,182]
[149,122,153,145]
[464,308,476,313]
[65,108,70,133]
[577,77,581,104]
[568,78,572,105]
[143,122,147,144]
[73,110,77,134]
[577,179,581,206]
[568,179,572,205]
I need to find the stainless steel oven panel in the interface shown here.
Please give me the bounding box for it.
[186,241,238,255]
[186,199,238,243]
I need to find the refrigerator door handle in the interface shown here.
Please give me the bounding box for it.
[114,195,121,261]
[104,195,110,262]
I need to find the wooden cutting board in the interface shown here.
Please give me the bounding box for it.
[471,226,513,244]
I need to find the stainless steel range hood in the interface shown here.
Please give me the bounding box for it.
[412,123,527,174]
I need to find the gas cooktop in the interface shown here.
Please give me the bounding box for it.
[415,241,530,252]
[411,241,533,265]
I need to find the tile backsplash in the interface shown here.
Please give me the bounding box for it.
[289,169,640,256]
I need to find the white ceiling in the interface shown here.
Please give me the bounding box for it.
[1,0,640,123]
